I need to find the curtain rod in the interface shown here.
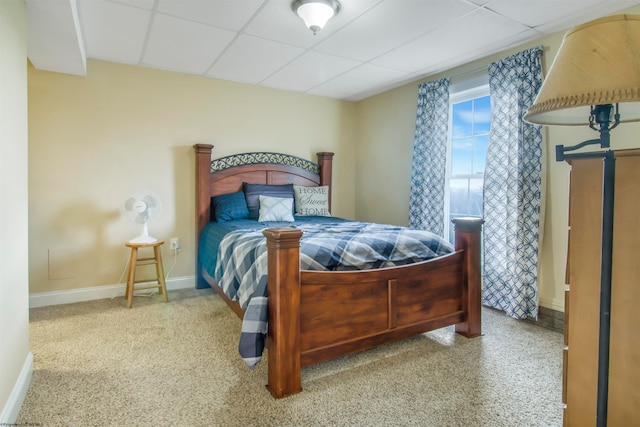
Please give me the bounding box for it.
[448,65,488,81]
[417,66,487,87]
[445,44,544,81]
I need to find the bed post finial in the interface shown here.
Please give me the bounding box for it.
[317,152,334,211]
[194,144,213,288]
[452,217,484,338]
[263,228,303,398]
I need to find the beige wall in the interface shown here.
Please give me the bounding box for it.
[28,60,357,295]
[356,5,640,311]
[0,0,31,422]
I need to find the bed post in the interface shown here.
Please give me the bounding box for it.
[317,152,334,211]
[452,217,484,338]
[194,144,213,288]
[263,228,304,398]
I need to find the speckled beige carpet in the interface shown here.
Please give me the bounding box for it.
[17,288,563,426]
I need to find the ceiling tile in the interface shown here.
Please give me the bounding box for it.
[534,0,640,34]
[207,34,305,85]
[142,14,237,74]
[315,0,475,61]
[157,0,266,31]
[262,51,361,93]
[79,0,151,63]
[307,63,409,99]
[108,0,156,10]
[487,0,605,28]
[371,8,530,72]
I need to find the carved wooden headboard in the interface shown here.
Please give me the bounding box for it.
[193,144,334,271]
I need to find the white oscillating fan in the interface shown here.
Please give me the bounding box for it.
[121,190,162,244]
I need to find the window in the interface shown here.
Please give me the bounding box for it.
[445,85,490,242]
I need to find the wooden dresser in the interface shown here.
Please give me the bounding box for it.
[563,149,640,426]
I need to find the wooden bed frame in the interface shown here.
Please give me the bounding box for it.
[194,144,483,398]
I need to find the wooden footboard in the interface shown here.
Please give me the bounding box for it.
[263,217,483,398]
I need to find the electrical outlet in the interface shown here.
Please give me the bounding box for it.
[170,238,179,250]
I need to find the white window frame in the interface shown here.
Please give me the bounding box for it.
[444,83,490,242]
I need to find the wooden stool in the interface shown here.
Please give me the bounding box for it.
[125,240,168,308]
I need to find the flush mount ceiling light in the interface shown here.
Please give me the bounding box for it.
[292,0,340,35]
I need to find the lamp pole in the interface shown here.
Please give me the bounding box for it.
[556,104,618,427]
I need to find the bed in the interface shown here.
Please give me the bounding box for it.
[194,144,483,398]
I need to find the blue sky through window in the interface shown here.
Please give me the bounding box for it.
[447,93,490,242]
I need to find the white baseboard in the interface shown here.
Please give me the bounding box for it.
[539,296,564,312]
[0,351,33,424]
[29,276,195,308]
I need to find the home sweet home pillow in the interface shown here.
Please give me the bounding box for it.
[293,185,331,216]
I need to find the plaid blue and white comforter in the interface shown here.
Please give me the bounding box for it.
[213,221,454,368]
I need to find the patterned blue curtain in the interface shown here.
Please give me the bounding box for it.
[483,47,543,319]
[409,78,450,236]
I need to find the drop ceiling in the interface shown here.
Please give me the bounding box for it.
[27,0,640,101]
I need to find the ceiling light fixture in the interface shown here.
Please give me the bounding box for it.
[292,0,340,35]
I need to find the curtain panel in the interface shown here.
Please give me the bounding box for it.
[408,78,450,236]
[483,47,544,319]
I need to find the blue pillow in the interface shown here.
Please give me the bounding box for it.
[243,183,294,219]
[211,191,250,223]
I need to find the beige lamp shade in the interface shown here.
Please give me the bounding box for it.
[525,14,640,125]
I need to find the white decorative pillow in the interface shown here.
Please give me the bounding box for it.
[258,195,295,222]
[293,185,331,216]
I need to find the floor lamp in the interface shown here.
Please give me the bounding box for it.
[524,14,640,427]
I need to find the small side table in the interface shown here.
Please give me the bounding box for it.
[124,240,168,309]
